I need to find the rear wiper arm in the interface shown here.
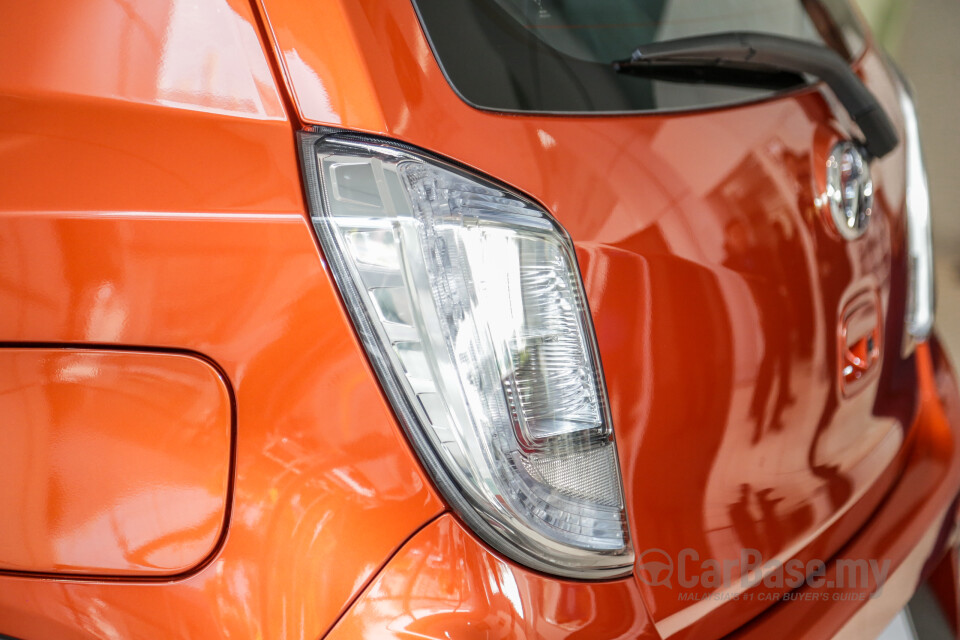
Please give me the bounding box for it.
[613,32,898,158]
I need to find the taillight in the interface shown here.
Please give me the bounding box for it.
[299,132,633,578]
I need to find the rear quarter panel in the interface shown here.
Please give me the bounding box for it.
[0,1,442,638]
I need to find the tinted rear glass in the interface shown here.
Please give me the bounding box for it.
[412,0,866,113]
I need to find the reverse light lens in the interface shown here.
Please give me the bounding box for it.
[898,80,935,340]
[299,133,633,578]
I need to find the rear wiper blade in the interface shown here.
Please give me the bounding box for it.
[613,32,898,158]
[616,63,807,92]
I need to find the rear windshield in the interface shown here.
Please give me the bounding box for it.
[411,0,866,113]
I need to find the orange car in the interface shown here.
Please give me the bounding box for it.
[0,1,956,638]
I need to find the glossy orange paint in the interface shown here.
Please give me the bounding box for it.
[327,342,960,640]
[0,0,957,638]
[0,347,232,576]
[731,338,960,639]
[0,1,442,638]
[327,514,657,640]
[0,157,445,638]
[255,0,937,636]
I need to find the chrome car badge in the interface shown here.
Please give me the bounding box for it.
[826,141,874,239]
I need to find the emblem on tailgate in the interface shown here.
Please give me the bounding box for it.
[826,141,874,239]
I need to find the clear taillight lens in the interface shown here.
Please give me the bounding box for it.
[299,133,633,578]
[897,80,935,341]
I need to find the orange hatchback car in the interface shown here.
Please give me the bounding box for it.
[0,1,957,639]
